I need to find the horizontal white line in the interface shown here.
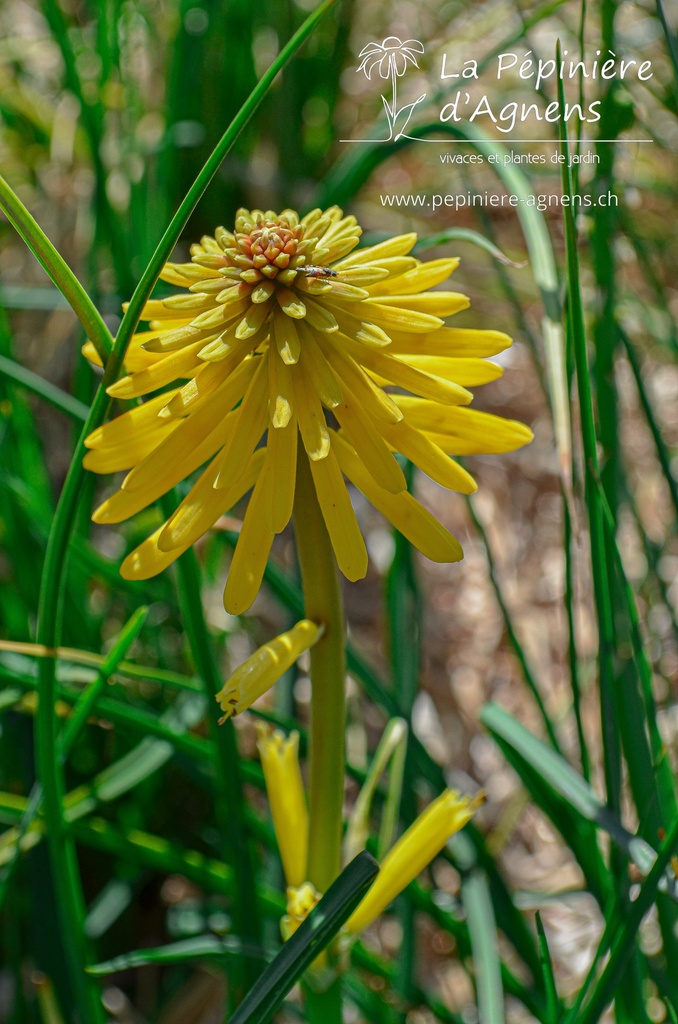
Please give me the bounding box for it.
[339,138,653,143]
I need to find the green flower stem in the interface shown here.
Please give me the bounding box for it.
[293,453,346,1024]
[293,451,346,893]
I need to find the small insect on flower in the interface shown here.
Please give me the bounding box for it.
[300,265,339,278]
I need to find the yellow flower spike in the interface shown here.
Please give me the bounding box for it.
[216,619,323,722]
[345,789,485,935]
[280,882,321,940]
[84,207,533,613]
[256,726,310,889]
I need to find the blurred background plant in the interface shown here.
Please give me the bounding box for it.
[1,0,678,1022]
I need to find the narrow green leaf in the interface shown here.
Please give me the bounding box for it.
[570,817,678,1024]
[535,911,560,1024]
[226,852,379,1024]
[415,228,527,268]
[0,354,89,423]
[462,866,505,1024]
[344,718,408,864]
[481,702,678,901]
[88,934,268,975]
[0,175,113,361]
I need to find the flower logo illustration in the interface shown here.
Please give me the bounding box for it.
[355,37,427,142]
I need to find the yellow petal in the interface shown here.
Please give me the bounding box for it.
[84,421,178,474]
[333,234,417,268]
[335,266,390,285]
[159,345,255,422]
[134,298,199,321]
[106,340,205,399]
[276,288,306,319]
[319,303,392,348]
[394,399,534,454]
[349,342,473,407]
[308,449,368,582]
[85,391,180,449]
[322,340,403,423]
[223,472,275,615]
[333,400,406,495]
[366,258,459,297]
[365,292,469,318]
[158,447,265,552]
[387,327,512,358]
[82,340,104,368]
[235,300,271,340]
[302,297,338,333]
[297,328,343,409]
[295,371,330,462]
[120,525,181,580]
[322,235,361,262]
[391,355,503,387]
[379,421,477,493]
[159,261,221,285]
[213,357,269,489]
[265,418,298,534]
[92,388,239,523]
[139,322,218,355]
[268,348,295,428]
[352,300,443,334]
[273,311,301,366]
[332,431,463,563]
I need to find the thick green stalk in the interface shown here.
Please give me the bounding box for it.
[293,452,346,1024]
[293,452,346,891]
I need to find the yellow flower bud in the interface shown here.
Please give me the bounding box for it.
[257,726,309,888]
[216,619,322,722]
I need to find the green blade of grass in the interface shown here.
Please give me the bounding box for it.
[621,330,678,522]
[535,912,561,1024]
[0,176,113,362]
[567,816,678,1024]
[556,58,621,819]
[226,852,379,1024]
[0,608,149,910]
[461,863,505,1024]
[481,702,678,901]
[0,354,90,423]
[414,228,527,269]
[87,934,268,975]
[466,496,562,752]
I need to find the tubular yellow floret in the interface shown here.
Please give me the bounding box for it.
[345,789,484,935]
[215,619,323,721]
[256,726,310,889]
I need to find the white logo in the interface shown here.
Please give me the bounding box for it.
[353,36,427,142]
